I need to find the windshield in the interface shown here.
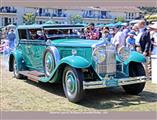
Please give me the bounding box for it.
[43,28,84,39]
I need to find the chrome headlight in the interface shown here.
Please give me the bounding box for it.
[92,46,106,64]
[117,47,130,61]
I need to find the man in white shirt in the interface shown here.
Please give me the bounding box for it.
[112,27,126,50]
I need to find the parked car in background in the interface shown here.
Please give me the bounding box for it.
[9,24,148,103]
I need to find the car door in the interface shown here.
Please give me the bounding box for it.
[27,29,46,71]
[18,29,33,68]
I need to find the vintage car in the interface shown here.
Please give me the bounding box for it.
[9,24,148,103]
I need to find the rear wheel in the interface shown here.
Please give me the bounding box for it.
[13,58,23,79]
[62,66,84,103]
[122,62,146,95]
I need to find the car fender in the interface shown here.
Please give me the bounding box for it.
[39,56,90,83]
[9,50,25,71]
[124,51,146,65]
[59,55,90,68]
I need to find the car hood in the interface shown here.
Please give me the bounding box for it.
[51,38,99,47]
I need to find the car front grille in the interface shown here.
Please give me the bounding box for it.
[96,45,116,76]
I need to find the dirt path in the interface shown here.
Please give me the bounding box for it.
[0,54,157,112]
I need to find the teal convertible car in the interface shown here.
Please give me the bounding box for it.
[9,24,148,103]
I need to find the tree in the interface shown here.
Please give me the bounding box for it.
[23,13,36,25]
[116,16,125,22]
[69,15,83,24]
[139,7,157,15]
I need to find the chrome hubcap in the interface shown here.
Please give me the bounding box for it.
[65,71,77,97]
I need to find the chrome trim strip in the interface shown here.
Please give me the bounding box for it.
[118,76,147,85]
[83,76,148,90]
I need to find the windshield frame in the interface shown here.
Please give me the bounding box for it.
[43,25,85,40]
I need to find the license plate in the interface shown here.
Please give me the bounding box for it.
[105,79,118,87]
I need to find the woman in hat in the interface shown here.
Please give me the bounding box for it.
[149,24,157,55]
[126,30,137,51]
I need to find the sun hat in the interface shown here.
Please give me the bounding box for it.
[128,30,137,36]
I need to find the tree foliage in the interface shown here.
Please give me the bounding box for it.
[69,15,83,24]
[23,13,36,25]
[139,7,157,15]
[115,16,125,22]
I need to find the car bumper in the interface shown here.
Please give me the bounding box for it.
[83,76,149,89]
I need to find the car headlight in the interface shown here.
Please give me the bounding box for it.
[117,47,130,61]
[92,46,106,64]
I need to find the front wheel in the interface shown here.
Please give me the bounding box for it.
[62,66,84,103]
[122,62,146,95]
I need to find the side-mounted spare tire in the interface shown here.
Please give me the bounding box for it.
[122,62,146,95]
[43,47,60,77]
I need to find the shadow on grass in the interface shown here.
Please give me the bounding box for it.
[25,80,157,110]
[80,88,157,109]
[25,80,65,97]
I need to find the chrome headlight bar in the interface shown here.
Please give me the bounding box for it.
[92,46,106,64]
[117,47,130,62]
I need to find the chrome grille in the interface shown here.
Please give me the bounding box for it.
[96,45,116,75]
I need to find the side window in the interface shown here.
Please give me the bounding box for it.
[18,29,27,40]
[28,29,44,40]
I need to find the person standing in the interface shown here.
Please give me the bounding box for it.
[85,23,100,40]
[132,23,139,34]
[122,23,130,39]
[136,20,151,77]
[7,29,16,51]
[136,20,151,56]
[112,26,126,50]
[149,24,157,55]
[100,27,112,44]
[126,30,137,51]
[131,23,141,52]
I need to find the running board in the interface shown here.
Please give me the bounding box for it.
[19,71,45,82]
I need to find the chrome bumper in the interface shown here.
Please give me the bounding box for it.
[83,76,149,90]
